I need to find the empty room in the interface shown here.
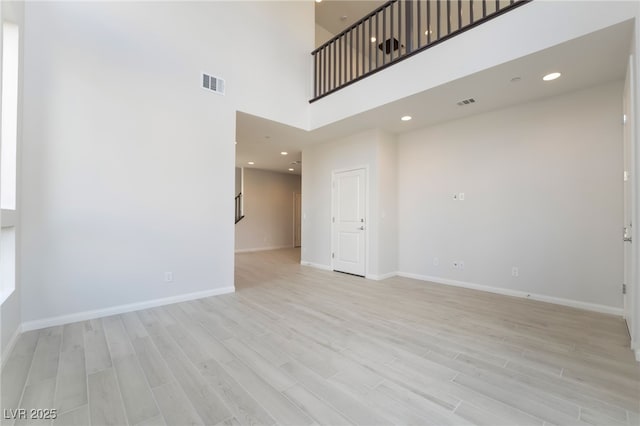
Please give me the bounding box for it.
[1,1,640,425]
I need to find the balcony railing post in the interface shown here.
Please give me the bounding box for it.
[436,0,441,39]
[382,6,387,65]
[417,0,421,49]
[398,0,402,56]
[447,0,451,34]
[375,12,379,68]
[313,53,317,98]
[427,0,431,44]
[390,2,394,61]
[405,0,414,54]
[470,0,474,24]
[333,39,336,91]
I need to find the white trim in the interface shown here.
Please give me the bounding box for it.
[21,286,235,332]
[1,323,22,369]
[300,261,332,271]
[366,272,397,281]
[632,339,640,363]
[235,245,292,254]
[397,272,623,317]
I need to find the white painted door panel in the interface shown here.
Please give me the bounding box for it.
[332,169,366,276]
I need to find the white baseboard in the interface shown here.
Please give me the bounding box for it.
[1,324,23,369]
[632,340,640,363]
[366,272,398,281]
[300,261,332,271]
[396,272,623,317]
[235,245,292,253]
[21,286,235,332]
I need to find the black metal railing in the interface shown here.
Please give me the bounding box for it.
[235,193,244,224]
[311,0,531,101]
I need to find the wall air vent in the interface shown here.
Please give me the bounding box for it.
[202,73,225,95]
[456,98,476,106]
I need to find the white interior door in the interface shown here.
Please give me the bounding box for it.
[623,56,635,336]
[294,193,302,248]
[332,168,366,276]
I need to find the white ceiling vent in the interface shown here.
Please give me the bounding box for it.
[456,98,476,106]
[202,73,225,95]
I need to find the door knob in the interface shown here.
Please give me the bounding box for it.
[358,226,365,230]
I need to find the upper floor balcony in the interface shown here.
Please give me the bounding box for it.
[312,0,531,102]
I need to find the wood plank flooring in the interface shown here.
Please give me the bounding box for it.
[2,248,639,425]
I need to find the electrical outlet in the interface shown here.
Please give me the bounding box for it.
[459,193,465,201]
[459,261,465,270]
[433,257,439,266]
[164,272,173,282]
[511,267,519,277]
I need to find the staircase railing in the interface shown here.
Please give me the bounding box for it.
[235,193,244,224]
[311,0,531,101]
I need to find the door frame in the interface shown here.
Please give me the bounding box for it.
[626,52,640,361]
[624,55,635,334]
[331,165,370,277]
[293,192,301,248]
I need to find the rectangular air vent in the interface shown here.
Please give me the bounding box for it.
[456,98,476,106]
[202,73,225,95]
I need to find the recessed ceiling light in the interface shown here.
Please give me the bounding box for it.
[371,37,376,43]
[401,115,412,121]
[248,161,255,165]
[281,151,288,155]
[288,168,294,171]
[543,72,561,81]
[315,0,322,3]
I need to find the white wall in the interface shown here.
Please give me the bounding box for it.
[302,128,397,278]
[310,1,639,129]
[235,168,300,252]
[0,0,23,361]
[398,82,624,311]
[377,131,398,278]
[315,23,334,49]
[19,1,313,327]
[235,167,242,197]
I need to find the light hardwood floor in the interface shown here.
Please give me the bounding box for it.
[2,248,639,425]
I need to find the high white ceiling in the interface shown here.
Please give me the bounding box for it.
[315,0,385,36]
[235,19,632,175]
